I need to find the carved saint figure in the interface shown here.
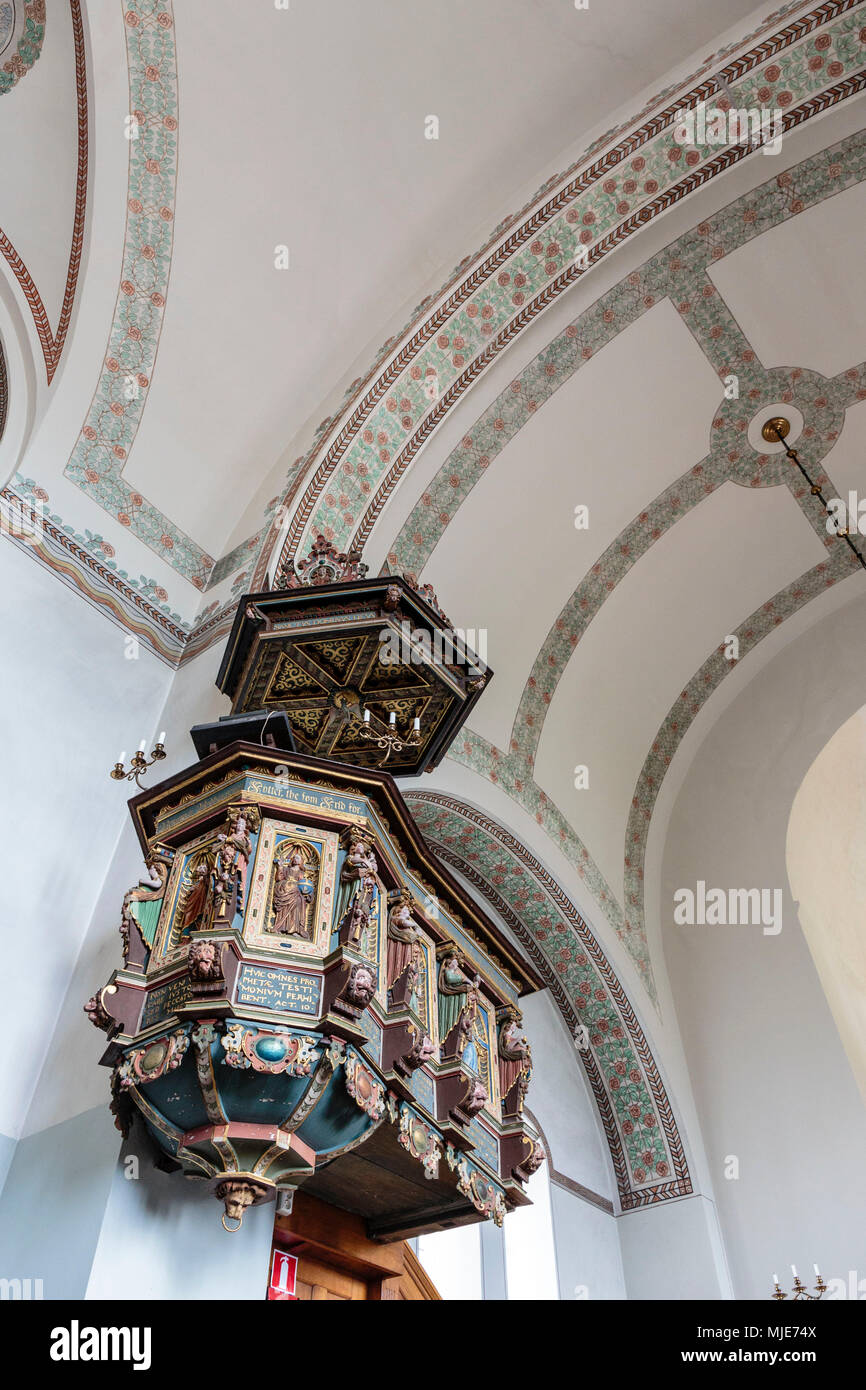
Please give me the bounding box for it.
[498,1009,532,1111]
[386,894,422,992]
[270,849,315,939]
[212,808,255,924]
[121,856,169,960]
[456,976,482,1073]
[178,855,214,936]
[337,834,381,947]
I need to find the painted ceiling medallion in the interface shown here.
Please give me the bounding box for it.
[0,1,45,96]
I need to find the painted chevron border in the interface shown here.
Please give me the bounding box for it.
[0,0,86,384]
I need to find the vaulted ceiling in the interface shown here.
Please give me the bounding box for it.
[3,0,866,1034]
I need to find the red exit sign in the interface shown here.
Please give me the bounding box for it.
[268,1248,298,1300]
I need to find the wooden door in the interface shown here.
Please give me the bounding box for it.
[271,1192,440,1301]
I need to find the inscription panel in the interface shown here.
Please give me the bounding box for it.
[141,975,191,1029]
[235,964,322,1017]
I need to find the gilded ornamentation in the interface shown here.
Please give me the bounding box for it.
[221,1023,318,1076]
[267,840,318,940]
[345,1051,385,1121]
[278,533,369,589]
[117,1028,190,1090]
[398,1104,441,1181]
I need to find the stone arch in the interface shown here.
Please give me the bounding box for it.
[405,789,692,1210]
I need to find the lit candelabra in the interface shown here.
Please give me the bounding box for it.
[110,734,167,788]
[353,708,421,763]
[771,1265,826,1300]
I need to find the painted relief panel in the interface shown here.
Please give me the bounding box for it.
[151,826,228,969]
[244,819,338,955]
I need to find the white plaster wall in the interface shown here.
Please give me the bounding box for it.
[659,587,866,1299]
[520,989,614,1202]
[787,705,866,1109]
[0,539,171,1140]
[86,1126,274,1301]
[618,1195,730,1300]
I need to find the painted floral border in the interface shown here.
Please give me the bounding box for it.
[407,792,693,1208]
[0,1,45,96]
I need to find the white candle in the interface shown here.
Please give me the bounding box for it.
[118,751,126,765]
[157,730,165,744]
[413,716,420,730]
[791,1265,798,1278]
[138,739,146,752]
[363,708,370,723]
[813,1264,821,1277]
[389,711,396,725]
[772,1273,778,1285]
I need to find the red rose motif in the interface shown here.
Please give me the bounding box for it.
[828,61,843,78]
[118,514,131,527]
[765,64,781,82]
[777,91,793,107]
[816,33,832,50]
[644,179,658,194]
